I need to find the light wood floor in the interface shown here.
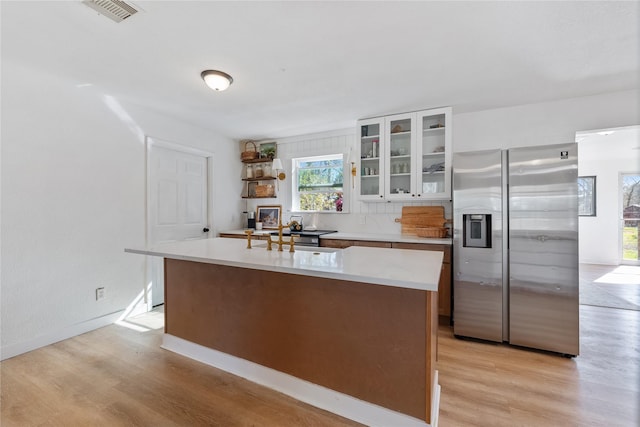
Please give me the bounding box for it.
[438,305,639,426]
[2,305,639,426]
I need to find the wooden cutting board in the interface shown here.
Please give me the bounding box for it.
[395,206,447,235]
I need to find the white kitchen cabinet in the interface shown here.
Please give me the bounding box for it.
[385,112,417,201]
[357,107,452,202]
[356,117,385,201]
[415,107,452,200]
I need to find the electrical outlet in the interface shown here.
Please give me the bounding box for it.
[358,215,366,225]
[96,287,105,301]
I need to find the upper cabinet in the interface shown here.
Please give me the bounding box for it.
[385,112,416,201]
[357,107,452,201]
[357,117,385,201]
[416,107,452,199]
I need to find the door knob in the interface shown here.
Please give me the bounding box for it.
[203,227,210,232]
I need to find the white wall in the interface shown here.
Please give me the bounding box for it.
[453,90,639,152]
[578,146,624,265]
[577,127,640,265]
[255,90,638,264]
[0,58,240,359]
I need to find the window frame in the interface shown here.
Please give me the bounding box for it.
[578,175,596,217]
[291,153,348,213]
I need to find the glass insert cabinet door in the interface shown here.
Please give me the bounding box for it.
[358,118,385,200]
[385,112,416,199]
[417,111,447,196]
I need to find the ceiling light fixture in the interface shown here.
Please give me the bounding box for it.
[201,70,233,91]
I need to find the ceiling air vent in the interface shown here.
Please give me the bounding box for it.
[83,0,139,23]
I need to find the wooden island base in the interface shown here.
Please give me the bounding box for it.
[162,258,439,426]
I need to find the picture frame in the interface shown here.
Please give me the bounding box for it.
[578,176,596,216]
[256,205,281,229]
[259,141,277,159]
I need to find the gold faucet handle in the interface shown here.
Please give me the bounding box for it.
[244,230,253,249]
[289,235,295,252]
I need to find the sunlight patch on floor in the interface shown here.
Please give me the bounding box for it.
[116,310,164,332]
[113,281,164,332]
[594,266,640,285]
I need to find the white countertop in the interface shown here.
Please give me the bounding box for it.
[126,238,442,291]
[219,229,452,245]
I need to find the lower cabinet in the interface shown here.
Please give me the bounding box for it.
[440,263,451,318]
[321,239,452,318]
[320,239,355,249]
[320,239,392,249]
[390,243,451,318]
[354,240,392,248]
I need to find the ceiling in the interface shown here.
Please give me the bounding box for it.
[2,1,638,141]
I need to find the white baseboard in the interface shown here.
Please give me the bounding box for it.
[0,310,125,361]
[579,259,619,266]
[431,371,440,427]
[162,334,438,427]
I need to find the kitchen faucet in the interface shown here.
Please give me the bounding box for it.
[268,219,296,252]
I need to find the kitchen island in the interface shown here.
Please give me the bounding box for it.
[126,238,442,426]
[218,230,453,319]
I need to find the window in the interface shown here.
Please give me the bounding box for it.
[293,154,345,212]
[578,176,596,216]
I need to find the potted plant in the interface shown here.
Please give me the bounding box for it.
[260,142,277,160]
[262,146,276,159]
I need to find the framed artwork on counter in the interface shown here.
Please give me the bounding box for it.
[256,205,281,229]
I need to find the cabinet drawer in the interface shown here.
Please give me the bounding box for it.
[319,239,354,249]
[353,240,392,248]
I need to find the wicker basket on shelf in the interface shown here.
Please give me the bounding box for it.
[241,140,259,161]
[255,184,275,198]
[415,227,448,238]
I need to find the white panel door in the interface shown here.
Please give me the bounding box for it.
[149,144,209,306]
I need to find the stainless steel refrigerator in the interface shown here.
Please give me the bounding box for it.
[452,143,579,356]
